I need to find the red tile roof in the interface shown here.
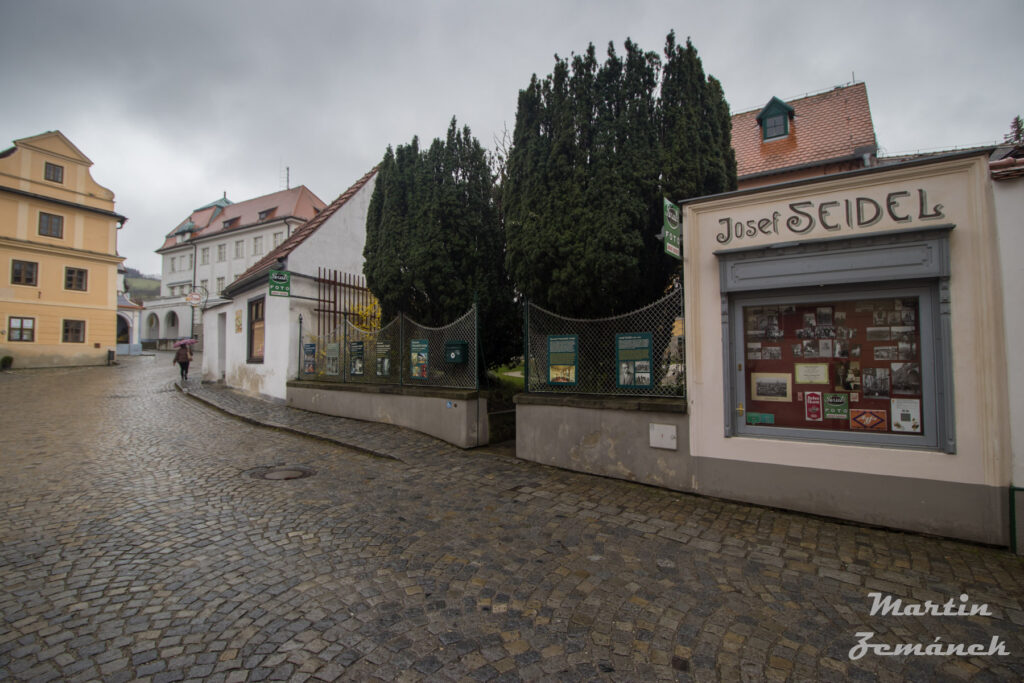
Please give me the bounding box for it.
[732,82,877,182]
[225,167,378,294]
[158,185,326,251]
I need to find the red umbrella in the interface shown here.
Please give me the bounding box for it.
[173,338,198,348]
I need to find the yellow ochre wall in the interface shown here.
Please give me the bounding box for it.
[0,131,124,368]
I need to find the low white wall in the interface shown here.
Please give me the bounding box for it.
[287,382,489,449]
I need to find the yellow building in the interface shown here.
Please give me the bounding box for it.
[0,131,126,368]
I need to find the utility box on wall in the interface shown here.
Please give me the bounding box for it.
[445,340,468,364]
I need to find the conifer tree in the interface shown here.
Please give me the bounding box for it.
[364,118,518,371]
[504,31,736,316]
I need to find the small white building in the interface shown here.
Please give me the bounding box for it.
[143,186,326,349]
[202,168,377,400]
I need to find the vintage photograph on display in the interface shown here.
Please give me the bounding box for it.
[752,373,792,402]
[866,327,891,341]
[863,367,890,398]
[816,306,833,326]
[762,346,782,360]
[836,361,861,391]
[874,346,897,361]
[891,362,922,395]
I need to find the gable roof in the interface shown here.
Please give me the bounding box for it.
[9,130,94,165]
[158,185,325,251]
[732,82,877,181]
[223,167,378,296]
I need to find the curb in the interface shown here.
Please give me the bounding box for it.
[175,381,400,462]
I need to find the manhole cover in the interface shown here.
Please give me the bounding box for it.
[247,465,316,481]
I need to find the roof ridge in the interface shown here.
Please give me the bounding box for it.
[224,166,379,293]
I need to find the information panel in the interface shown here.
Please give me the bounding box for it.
[410,339,429,380]
[616,333,653,388]
[547,335,578,385]
[349,341,364,376]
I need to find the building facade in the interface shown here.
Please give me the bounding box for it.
[143,186,325,348]
[202,168,376,400]
[681,149,1009,545]
[0,131,126,368]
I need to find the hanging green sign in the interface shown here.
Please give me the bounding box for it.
[269,269,291,297]
[663,198,681,260]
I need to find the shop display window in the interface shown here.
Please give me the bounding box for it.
[730,284,947,450]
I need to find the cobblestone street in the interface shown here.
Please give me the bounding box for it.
[2,353,1023,682]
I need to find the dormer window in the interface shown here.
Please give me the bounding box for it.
[223,217,239,229]
[258,208,276,221]
[756,96,795,142]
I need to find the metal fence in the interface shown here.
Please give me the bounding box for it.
[298,306,479,390]
[525,287,685,398]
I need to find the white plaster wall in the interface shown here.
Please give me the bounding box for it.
[287,176,376,277]
[682,154,1010,488]
[993,175,1024,485]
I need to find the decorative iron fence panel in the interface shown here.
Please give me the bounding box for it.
[525,288,685,398]
[298,306,478,390]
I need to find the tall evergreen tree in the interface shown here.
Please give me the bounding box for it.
[364,118,518,371]
[504,32,736,316]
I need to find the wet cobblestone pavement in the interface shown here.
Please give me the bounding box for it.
[2,353,1023,681]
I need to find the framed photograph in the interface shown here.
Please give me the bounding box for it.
[747,342,762,360]
[891,325,916,342]
[874,345,897,361]
[751,372,792,402]
[891,362,922,395]
[816,306,833,326]
[818,339,833,358]
[762,345,782,360]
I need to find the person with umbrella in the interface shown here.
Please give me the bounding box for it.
[173,339,197,382]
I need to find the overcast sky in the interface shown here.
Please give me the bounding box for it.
[2,0,1021,275]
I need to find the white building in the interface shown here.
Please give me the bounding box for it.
[202,168,377,399]
[991,145,1024,552]
[142,186,325,348]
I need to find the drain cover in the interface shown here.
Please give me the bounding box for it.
[264,469,306,480]
[247,465,316,481]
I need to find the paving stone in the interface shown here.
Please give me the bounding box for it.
[1,354,1023,681]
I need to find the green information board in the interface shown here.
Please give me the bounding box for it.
[410,339,428,380]
[616,332,653,388]
[548,335,578,385]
